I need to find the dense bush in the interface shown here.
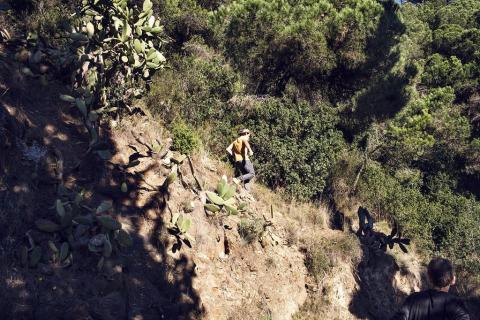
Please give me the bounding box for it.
[384,87,471,169]
[147,40,239,125]
[7,0,74,46]
[354,161,480,275]
[171,120,200,155]
[238,98,345,199]
[421,54,467,88]
[212,0,386,94]
[153,0,213,47]
[305,234,360,280]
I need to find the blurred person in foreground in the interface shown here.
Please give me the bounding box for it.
[391,257,470,320]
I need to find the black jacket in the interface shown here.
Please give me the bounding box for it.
[391,290,470,320]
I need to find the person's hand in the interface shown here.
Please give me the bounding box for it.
[249,151,253,156]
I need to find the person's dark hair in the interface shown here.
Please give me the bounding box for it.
[238,128,251,136]
[428,258,454,288]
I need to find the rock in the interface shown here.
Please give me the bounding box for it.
[145,208,159,220]
[171,152,187,164]
[183,201,195,213]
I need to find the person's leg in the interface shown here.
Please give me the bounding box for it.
[234,161,246,177]
[233,161,244,184]
[238,160,255,182]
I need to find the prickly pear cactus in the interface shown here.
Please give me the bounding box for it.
[58,0,166,148]
[204,176,245,216]
[30,185,133,269]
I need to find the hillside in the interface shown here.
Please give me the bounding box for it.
[1,0,480,319]
[0,53,428,319]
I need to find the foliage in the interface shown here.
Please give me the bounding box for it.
[305,234,360,280]
[49,0,167,160]
[8,0,480,289]
[24,185,132,269]
[305,247,332,280]
[352,161,480,274]
[153,0,212,46]
[238,218,265,244]
[204,176,247,215]
[21,0,73,46]
[146,44,239,126]
[384,87,471,169]
[171,120,200,155]
[239,98,345,199]
[66,0,165,109]
[212,0,386,94]
[169,213,194,248]
[421,54,468,88]
[146,0,480,280]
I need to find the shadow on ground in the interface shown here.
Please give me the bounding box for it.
[348,233,409,320]
[0,47,204,319]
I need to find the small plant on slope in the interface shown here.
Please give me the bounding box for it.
[204,176,247,216]
[169,213,194,249]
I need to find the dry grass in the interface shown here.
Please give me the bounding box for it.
[250,183,330,228]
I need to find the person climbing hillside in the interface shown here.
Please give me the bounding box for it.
[226,128,255,190]
[391,257,470,320]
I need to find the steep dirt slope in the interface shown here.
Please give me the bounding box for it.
[0,52,309,319]
[109,118,309,319]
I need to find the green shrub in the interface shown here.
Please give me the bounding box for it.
[238,218,264,244]
[305,247,332,280]
[153,0,212,46]
[385,87,470,168]
[146,43,239,125]
[352,159,480,275]
[305,234,360,280]
[17,0,74,46]
[212,0,385,94]
[421,54,467,88]
[239,97,346,200]
[171,120,200,155]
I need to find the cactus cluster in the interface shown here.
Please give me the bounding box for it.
[23,185,132,269]
[204,176,247,216]
[56,0,166,153]
[169,213,194,247]
[163,164,178,190]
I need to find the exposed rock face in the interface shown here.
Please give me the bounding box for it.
[188,204,308,320]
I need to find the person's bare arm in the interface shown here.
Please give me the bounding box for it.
[226,142,234,156]
[244,140,253,156]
